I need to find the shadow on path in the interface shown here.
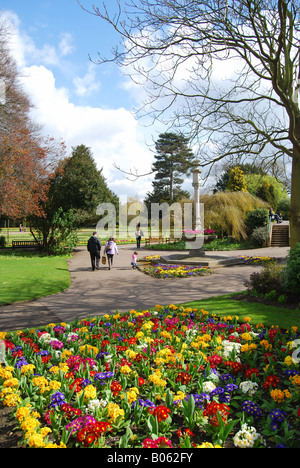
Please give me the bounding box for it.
[0,245,289,331]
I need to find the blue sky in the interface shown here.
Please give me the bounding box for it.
[0,0,158,200]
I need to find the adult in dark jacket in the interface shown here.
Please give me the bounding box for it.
[87,232,101,271]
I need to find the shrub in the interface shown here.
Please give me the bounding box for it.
[264,290,277,301]
[202,192,268,240]
[281,243,300,294]
[250,226,269,246]
[245,208,269,235]
[0,236,6,248]
[244,261,284,295]
[278,294,287,303]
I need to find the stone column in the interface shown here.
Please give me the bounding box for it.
[189,160,205,257]
[192,161,202,232]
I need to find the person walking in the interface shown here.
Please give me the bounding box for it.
[87,232,101,271]
[104,237,119,270]
[135,226,142,249]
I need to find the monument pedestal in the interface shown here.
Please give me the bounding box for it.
[160,160,243,268]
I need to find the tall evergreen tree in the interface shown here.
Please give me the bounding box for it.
[51,145,118,218]
[145,132,195,204]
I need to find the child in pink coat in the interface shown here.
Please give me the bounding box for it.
[131,251,138,269]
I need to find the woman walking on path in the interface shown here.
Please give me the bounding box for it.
[104,237,119,269]
[135,226,143,249]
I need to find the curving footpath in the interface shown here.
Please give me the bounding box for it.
[0,244,289,332]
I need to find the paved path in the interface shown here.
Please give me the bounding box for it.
[0,245,289,332]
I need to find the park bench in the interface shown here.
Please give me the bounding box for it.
[12,241,42,250]
[165,237,180,243]
[144,237,165,245]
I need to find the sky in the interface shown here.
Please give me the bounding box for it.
[0,0,167,202]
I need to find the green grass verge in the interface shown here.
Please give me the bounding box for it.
[180,293,300,330]
[0,252,71,305]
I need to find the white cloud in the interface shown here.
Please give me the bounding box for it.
[59,32,75,57]
[1,10,61,68]
[73,63,101,97]
[0,9,154,200]
[21,65,153,199]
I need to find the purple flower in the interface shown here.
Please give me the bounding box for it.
[49,392,66,408]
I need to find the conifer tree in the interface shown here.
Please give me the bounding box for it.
[145,132,195,204]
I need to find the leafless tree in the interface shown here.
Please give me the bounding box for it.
[79,0,300,246]
[0,21,33,134]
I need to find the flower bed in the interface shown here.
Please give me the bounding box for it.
[143,264,212,279]
[0,304,299,448]
[139,256,279,280]
[236,256,280,264]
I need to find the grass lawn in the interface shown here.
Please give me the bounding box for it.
[180,294,300,330]
[0,251,71,305]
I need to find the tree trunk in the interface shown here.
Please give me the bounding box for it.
[289,153,300,248]
[170,170,173,200]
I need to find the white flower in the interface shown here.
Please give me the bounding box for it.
[239,380,259,396]
[85,398,108,414]
[39,333,52,344]
[233,423,263,448]
[66,332,79,342]
[202,381,216,393]
[221,340,242,360]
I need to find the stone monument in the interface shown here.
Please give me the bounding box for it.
[160,160,245,268]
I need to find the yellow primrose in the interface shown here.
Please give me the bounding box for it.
[44,441,66,448]
[197,334,211,343]
[48,366,60,375]
[126,349,138,360]
[3,377,19,388]
[135,331,144,339]
[160,330,172,339]
[28,432,45,448]
[79,344,99,355]
[20,416,41,435]
[174,390,186,401]
[0,366,14,380]
[270,388,291,403]
[61,349,73,360]
[241,332,253,341]
[15,406,32,422]
[81,384,97,401]
[241,343,257,353]
[284,355,297,366]
[2,392,21,407]
[107,402,124,422]
[290,374,300,387]
[49,380,61,390]
[142,321,154,331]
[21,364,35,375]
[148,373,167,387]
[58,363,69,373]
[120,365,132,374]
[260,340,272,350]
[125,387,139,404]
